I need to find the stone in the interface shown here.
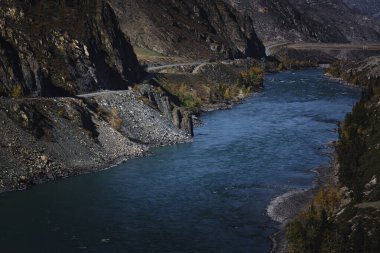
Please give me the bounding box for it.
[41,155,48,162]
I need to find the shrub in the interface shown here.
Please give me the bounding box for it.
[11,84,24,98]
[239,67,264,88]
[110,107,123,131]
[57,109,66,118]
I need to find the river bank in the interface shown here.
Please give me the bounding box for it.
[269,151,338,253]
[284,57,380,253]
[268,66,360,252]
[269,63,373,252]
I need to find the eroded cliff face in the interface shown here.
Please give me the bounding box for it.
[0,0,143,98]
[110,0,265,60]
[226,0,380,43]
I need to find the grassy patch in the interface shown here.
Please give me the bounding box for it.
[134,47,163,58]
[11,84,23,98]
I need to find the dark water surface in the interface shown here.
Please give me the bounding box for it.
[0,70,360,253]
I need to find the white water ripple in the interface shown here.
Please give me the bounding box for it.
[267,189,314,224]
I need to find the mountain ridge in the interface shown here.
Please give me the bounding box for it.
[225,0,380,43]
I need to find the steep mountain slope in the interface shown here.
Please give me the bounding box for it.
[344,0,380,20]
[226,0,380,43]
[110,0,265,60]
[0,0,143,98]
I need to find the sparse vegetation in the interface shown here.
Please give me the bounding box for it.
[57,108,66,118]
[326,62,344,77]
[287,185,344,253]
[158,65,264,112]
[239,67,265,87]
[110,107,123,131]
[134,47,164,58]
[277,58,314,71]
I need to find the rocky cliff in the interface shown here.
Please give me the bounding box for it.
[226,0,380,43]
[110,0,265,60]
[0,0,197,193]
[0,0,143,98]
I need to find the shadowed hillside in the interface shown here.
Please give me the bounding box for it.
[110,0,265,60]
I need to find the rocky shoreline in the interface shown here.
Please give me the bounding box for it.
[269,145,338,253]
[0,88,192,193]
[269,189,315,253]
[268,61,377,253]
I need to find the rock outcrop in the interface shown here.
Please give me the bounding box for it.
[110,0,265,60]
[0,0,143,98]
[137,83,194,136]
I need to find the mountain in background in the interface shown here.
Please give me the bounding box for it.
[226,0,380,43]
[110,0,265,60]
[344,0,380,20]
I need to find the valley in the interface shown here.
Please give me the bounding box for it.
[0,1,379,253]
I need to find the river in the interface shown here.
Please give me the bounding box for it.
[0,69,360,253]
